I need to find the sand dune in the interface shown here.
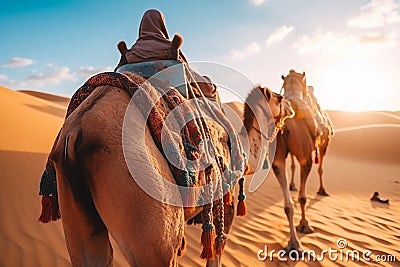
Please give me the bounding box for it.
[0,87,399,266]
[0,86,66,153]
[18,90,70,105]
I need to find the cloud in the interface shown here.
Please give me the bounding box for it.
[293,28,397,54]
[24,67,77,88]
[0,74,8,82]
[266,25,294,45]
[0,74,16,88]
[357,31,397,47]
[230,42,261,61]
[348,0,400,28]
[2,57,34,68]
[249,0,266,5]
[294,30,350,54]
[78,66,113,77]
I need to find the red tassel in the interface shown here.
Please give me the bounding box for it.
[223,191,232,205]
[38,195,60,223]
[200,225,216,260]
[237,198,247,216]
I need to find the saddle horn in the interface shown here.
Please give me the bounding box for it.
[170,33,183,60]
[117,41,128,56]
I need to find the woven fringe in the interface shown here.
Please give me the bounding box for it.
[38,194,60,223]
[236,178,247,216]
[214,198,226,256]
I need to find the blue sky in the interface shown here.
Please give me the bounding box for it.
[1,0,399,111]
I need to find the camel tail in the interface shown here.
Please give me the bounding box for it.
[39,129,81,223]
[56,128,87,199]
[64,129,80,163]
[59,128,102,223]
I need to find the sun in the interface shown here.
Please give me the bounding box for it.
[315,60,388,112]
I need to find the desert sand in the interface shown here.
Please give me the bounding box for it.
[0,85,399,266]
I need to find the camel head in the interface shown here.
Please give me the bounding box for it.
[281,69,307,96]
[258,86,295,123]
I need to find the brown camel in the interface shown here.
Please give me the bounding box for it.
[288,84,334,196]
[50,71,245,267]
[282,70,333,196]
[270,69,333,240]
[233,86,311,252]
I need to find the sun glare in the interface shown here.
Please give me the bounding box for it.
[316,61,388,112]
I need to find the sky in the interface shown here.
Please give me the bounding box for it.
[1,0,399,111]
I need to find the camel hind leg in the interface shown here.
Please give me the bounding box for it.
[296,158,314,234]
[53,130,113,267]
[316,141,329,196]
[81,90,183,266]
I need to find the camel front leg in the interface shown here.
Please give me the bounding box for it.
[296,158,314,234]
[289,153,297,191]
[206,256,221,267]
[272,161,302,252]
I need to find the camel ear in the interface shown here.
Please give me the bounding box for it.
[281,75,285,80]
[117,41,128,56]
[263,87,272,101]
[302,71,306,77]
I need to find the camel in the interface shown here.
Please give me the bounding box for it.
[281,72,334,196]
[232,74,333,252]
[49,71,246,267]
[237,86,314,252]
[264,70,332,239]
[239,82,326,250]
